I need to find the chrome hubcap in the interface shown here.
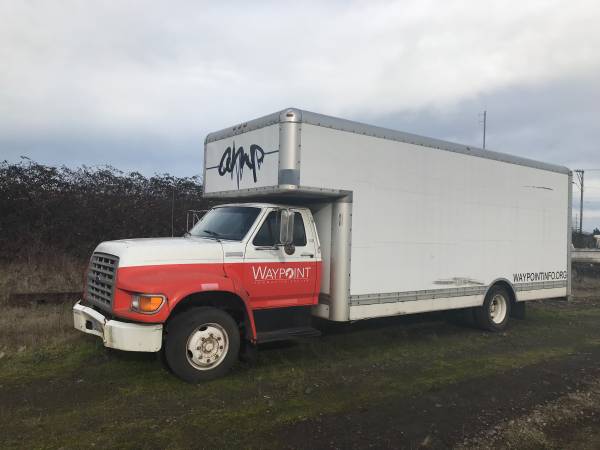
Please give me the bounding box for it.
[489,294,508,324]
[186,323,229,370]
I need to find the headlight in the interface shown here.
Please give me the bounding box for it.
[131,294,166,314]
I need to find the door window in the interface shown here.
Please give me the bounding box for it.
[253,211,306,247]
[292,213,307,246]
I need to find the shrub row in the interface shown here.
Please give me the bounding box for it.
[0,158,216,261]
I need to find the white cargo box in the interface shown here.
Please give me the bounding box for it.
[204,109,571,322]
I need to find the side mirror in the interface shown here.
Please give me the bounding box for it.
[279,209,295,254]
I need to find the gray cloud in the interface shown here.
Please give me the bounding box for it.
[370,75,600,167]
[1,0,600,230]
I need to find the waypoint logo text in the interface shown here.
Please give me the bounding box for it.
[252,266,311,282]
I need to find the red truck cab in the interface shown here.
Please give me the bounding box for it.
[74,203,322,382]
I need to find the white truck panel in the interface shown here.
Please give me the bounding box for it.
[300,123,568,298]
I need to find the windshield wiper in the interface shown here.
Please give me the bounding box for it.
[201,229,222,240]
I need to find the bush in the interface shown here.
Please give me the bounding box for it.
[0,158,216,262]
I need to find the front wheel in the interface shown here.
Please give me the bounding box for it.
[475,286,511,331]
[164,307,240,383]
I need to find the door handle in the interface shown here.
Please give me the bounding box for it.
[301,253,314,258]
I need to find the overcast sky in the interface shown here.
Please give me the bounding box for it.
[1,0,600,230]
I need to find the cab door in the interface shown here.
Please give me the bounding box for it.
[243,209,318,309]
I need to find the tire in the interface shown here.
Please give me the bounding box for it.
[164,307,240,383]
[475,285,511,332]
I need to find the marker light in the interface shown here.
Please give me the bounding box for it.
[131,294,166,314]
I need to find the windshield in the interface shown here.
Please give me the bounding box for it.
[189,206,261,241]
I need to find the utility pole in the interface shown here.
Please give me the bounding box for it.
[574,169,584,233]
[171,183,175,237]
[482,110,487,150]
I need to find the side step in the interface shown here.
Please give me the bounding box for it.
[256,327,321,344]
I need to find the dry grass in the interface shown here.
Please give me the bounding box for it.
[0,303,77,355]
[0,254,86,355]
[0,253,86,305]
[0,254,84,356]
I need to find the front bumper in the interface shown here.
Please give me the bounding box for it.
[73,301,163,352]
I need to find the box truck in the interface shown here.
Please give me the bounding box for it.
[73,108,571,382]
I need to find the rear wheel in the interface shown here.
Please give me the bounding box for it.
[475,286,511,331]
[165,307,240,383]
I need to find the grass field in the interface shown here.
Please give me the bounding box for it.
[1,279,600,448]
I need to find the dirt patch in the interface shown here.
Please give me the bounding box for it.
[459,377,600,449]
[270,347,600,449]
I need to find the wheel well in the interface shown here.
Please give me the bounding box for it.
[168,291,251,339]
[488,280,517,305]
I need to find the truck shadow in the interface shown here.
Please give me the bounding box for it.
[103,308,511,371]
[259,308,480,352]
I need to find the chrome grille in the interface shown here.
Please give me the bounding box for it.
[86,253,119,309]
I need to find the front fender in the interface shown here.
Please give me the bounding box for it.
[112,263,244,323]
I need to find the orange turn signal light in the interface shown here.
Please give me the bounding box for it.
[131,294,165,314]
